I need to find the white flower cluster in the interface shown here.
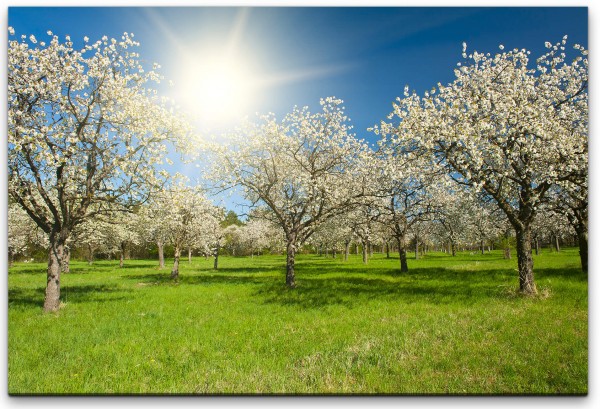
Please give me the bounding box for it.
[7,28,193,240]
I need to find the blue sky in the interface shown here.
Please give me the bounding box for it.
[8,6,588,139]
[7,6,589,212]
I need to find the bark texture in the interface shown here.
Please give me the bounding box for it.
[157,241,165,269]
[516,226,536,294]
[286,237,296,288]
[44,231,67,312]
[396,236,408,273]
[344,240,350,261]
[213,243,220,270]
[171,246,181,279]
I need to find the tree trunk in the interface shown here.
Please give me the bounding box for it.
[399,247,408,272]
[396,236,408,273]
[516,225,536,294]
[188,247,192,263]
[415,238,419,260]
[286,236,297,288]
[44,232,66,312]
[344,240,350,261]
[575,224,588,273]
[386,241,390,259]
[87,243,94,265]
[480,240,485,255]
[534,237,540,256]
[332,248,337,259]
[362,240,368,264]
[355,243,359,255]
[504,246,511,259]
[450,240,456,257]
[369,242,373,258]
[213,242,220,270]
[554,234,560,253]
[171,245,181,279]
[62,246,70,273]
[119,242,126,268]
[157,240,165,269]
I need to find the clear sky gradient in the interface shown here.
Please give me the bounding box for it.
[8,6,588,138]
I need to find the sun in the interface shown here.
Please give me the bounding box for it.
[176,55,254,127]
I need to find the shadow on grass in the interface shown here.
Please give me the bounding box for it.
[121,270,278,287]
[120,257,587,310]
[9,261,162,275]
[7,267,47,275]
[254,264,587,309]
[253,269,494,309]
[8,288,46,308]
[535,266,587,281]
[10,258,586,311]
[8,285,133,309]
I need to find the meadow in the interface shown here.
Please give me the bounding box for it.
[8,249,587,395]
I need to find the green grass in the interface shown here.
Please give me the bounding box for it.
[8,249,587,394]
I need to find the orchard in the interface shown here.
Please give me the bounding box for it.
[8,29,587,309]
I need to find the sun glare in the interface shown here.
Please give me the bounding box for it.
[176,55,254,127]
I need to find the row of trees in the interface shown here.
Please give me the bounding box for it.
[9,185,577,268]
[208,38,588,293]
[8,30,587,311]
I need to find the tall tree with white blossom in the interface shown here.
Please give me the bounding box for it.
[8,29,191,311]
[373,37,588,294]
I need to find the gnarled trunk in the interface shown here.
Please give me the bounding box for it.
[119,242,126,268]
[396,235,408,273]
[87,243,94,265]
[62,246,70,273]
[213,242,220,270]
[286,234,297,288]
[157,240,165,269]
[171,245,181,279]
[44,231,67,312]
[516,225,536,294]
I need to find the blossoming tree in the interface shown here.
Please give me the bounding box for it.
[211,98,370,287]
[373,38,588,294]
[8,29,191,311]
[146,181,216,279]
[369,146,438,272]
